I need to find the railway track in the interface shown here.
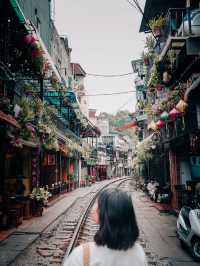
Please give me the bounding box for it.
[62,177,130,262]
[11,178,171,266]
[11,178,131,266]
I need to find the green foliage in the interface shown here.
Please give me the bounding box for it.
[148,16,166,32]
[100,110,133,137]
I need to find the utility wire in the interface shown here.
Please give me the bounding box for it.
[115,97,134,113]
[86,72,134,78]
[125,0,138,11]
[85,90,136,96]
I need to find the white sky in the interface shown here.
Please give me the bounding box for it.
[55,0,145,114]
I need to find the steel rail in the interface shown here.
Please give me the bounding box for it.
[62,177,132,264]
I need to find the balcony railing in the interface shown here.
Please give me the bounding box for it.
[156,8,200,56]
[160,116,187,142]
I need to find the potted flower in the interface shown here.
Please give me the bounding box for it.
[148,16,166,37]
[30,187,51,216]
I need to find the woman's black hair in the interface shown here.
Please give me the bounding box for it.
[94,188,139,250]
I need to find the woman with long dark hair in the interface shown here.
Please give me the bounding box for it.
[63,188,147,266]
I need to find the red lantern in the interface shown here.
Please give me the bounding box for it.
[169,108,179,120]
[156,119,165,129]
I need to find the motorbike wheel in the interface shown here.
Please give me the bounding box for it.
[191,239,200,262]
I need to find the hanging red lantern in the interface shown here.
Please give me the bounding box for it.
[169,108,179,120]
[156,119,165,129]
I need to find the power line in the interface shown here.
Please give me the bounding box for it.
[86,90,136,96]
[86,72,134,78]
[115,97,134,113]
[125,0,138,11]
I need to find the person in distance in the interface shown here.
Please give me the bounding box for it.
[63,188,147,266]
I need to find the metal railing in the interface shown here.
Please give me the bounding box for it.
[156,8,200,54]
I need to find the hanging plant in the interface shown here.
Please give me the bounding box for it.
[20,127,32,140]
[145,35,155,52]
[18,97,34,123]
[31,98,44,116]
[148,16,166,37]
[23,84,35,94]
[148,65,159,88]
[32,56,44,74]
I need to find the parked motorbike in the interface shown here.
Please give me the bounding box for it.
[177,198,200,261]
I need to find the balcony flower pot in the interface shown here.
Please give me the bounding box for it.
[33,199,44,217]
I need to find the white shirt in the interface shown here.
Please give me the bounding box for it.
[63,242,148,266]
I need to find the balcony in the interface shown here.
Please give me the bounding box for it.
[157,8,200,60]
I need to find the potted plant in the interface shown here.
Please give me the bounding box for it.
[148,16,166,37]
[30,187,51,216]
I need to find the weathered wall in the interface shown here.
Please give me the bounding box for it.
[17,0,52,52]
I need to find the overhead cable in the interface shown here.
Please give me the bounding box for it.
[86,72,134,78]
[85,90,136,96]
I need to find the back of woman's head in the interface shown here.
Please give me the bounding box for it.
[94,188,139,250]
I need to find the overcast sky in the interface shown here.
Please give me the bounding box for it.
[55,0,145,114]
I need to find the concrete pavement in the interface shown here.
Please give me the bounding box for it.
[133,190,199,266]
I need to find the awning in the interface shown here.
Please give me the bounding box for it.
[115,120,137,131]
[9,0,26,24]
[0,110,21,128]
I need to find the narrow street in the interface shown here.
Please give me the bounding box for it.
[1,0,200,265]
[0,180,198,266]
